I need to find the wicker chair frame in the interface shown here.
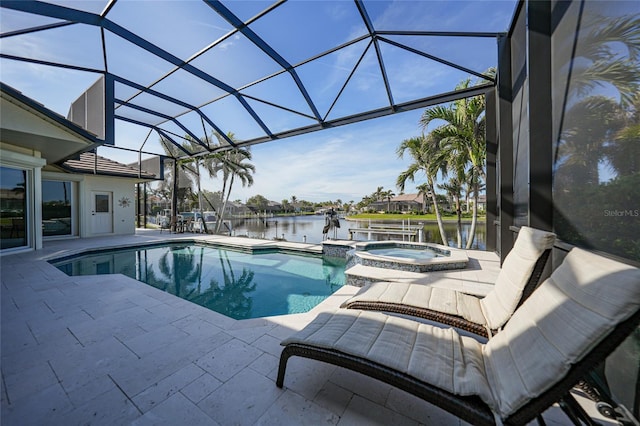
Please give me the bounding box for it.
[343,249,552,338]
[277,309,640,426]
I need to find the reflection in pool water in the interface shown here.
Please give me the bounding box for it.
[52,244,346,320]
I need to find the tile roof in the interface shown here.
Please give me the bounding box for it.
[391,193,425,203]
[60,152,157,180]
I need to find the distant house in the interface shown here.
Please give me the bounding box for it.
[0,84,156,253]
[390,193,426,212]
[266,200,282,213]
[369,193,426,213]
[225,201,251,216]
[468,194,487,212]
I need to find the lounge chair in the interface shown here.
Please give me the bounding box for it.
[277,247,640,425]
[342,226,556,337]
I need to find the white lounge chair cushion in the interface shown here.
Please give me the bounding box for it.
[480,226,556,329]
[484,248,640,418]
[341,227,555,331]
[341,281,486,326]
[281,309,493,405]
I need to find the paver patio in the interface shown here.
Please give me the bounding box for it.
[1,230,606,425]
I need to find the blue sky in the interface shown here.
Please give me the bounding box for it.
[0,0,517,203]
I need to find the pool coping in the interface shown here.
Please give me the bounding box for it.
[42,235,325,263]
[350,240,469,273]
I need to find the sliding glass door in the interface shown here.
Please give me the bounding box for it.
[0,167,27,250]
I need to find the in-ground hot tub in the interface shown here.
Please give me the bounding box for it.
[347,241,468,273]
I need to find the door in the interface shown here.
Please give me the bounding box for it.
[91,191,113,234]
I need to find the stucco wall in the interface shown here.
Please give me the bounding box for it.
[80,175,136,236]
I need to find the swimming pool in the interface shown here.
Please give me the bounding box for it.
[51,243,346,320]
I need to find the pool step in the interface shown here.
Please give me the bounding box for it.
[345,264,426,287]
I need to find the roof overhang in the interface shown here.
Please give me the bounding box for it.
[0,83,103,163]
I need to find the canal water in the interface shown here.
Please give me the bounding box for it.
[230,215,486,249]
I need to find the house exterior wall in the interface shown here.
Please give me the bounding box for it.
[80,175,136,236]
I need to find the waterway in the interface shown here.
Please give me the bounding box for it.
[229,215,486,250]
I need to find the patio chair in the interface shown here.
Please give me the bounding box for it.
[277,247,640,426]
[342,226,556,337]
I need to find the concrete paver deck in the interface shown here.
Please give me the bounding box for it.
[1,230,602,425]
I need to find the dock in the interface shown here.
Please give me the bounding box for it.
[348,222,424,242]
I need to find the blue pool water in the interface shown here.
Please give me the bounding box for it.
[365,247,442,260]
[52,244,346,320]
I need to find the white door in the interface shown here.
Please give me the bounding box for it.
[91,191,113,234]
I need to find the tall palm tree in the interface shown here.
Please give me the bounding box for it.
[381,190,395,212]
[373,186,385,203]
[179,135,220,233]
[416,183,430,214]
[158,136,195,219]
[212,134,255,233]
[396,135,448,246]
[438,177,464,248]
[420,77,487,249]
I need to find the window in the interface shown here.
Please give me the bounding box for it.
[95,194,110,213]
[42,180,73,237]
[0,167,27,250]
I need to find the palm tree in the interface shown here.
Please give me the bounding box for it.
[396,135,448,246]
[558,13,640,108]
[438,177,464,248]
[608,115,640,177]
[554,12,640,181]
[420,77,487,249]
[179,135,220,233]
[158,136,195,220]
[416,183,430,213]
[281,199,291,214]
[373,186,384,202]
[380,190,395,212]
[212,135,255,232]
[556,96,624,187]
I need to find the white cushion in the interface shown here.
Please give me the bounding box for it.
[342,281,487,326]
[281,309,493,403]
[483,248,640,418]
[480,226,556,329]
